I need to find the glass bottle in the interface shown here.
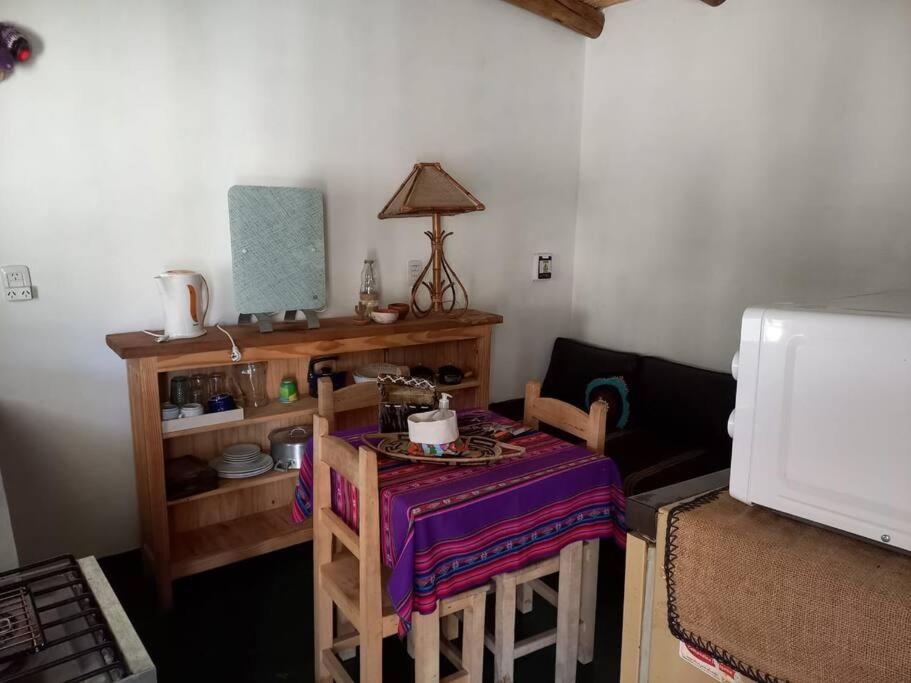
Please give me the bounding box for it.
[359,259,379,314]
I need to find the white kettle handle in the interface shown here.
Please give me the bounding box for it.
[199,275,210,326]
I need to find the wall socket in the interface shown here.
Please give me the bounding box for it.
[6,287,32,301]
[1,265,34,302]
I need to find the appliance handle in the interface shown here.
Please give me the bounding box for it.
[199,275,210,326]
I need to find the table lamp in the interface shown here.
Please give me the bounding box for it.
[378,162,484,317]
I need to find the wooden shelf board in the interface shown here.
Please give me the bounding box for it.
[167,469,300,507]
[170,509,313,579]
[161,381,478,441]
[162,398,318,439]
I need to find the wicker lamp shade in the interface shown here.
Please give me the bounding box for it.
[378,163,484,318]
[378,163,484,218]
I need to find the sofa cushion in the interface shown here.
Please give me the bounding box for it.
[541,338,640,410]
[629,356,735,450]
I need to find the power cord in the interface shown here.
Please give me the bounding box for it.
[141,329,168,343]
[217,323,242,362]
[142,325,241,362]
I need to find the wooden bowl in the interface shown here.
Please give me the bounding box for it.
[388,303,410,320]
[370,308,399,324]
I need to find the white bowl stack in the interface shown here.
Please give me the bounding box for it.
[209,443,274,479]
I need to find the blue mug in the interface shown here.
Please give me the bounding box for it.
[207,393,236,413]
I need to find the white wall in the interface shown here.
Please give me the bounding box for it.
[572,0,911,371]
[0,0,585,561]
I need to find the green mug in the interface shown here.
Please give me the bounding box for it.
[279,378,299,404]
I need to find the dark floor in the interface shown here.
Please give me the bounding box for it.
[98,542,626,682]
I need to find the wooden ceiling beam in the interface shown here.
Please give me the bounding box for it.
[502,0,605,39]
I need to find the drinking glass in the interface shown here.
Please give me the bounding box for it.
[189,374,208,406]
[169,376,190,407]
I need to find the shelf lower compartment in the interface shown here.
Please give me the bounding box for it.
[170,508,313,579]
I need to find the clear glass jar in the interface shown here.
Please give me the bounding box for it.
[238,363,270,408]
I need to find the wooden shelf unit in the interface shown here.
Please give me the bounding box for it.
[108,310,501,607]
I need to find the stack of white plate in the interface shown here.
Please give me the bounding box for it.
[210,443,274,479]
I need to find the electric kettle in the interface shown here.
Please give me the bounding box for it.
[154,270,209,340]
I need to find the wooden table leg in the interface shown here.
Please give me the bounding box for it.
[414,604,441,683]
[578,539,600,664]
[462,591,487,683]
[555,541,583,683]
[517,584,534,614]
[494,572,518,683]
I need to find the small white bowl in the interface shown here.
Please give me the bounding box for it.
[370,309,399,325]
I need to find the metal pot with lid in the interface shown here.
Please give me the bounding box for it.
[268,425,312,471]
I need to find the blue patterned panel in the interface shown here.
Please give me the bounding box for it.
[228,186,327,314]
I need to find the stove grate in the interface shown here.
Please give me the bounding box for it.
[0,588,44,660]
[0,556,127,683]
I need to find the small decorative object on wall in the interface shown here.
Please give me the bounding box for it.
[378,162,484,318]
[0,23,32,82]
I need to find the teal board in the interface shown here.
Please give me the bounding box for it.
[228,186,327,314]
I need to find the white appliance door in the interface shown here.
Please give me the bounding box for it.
[746,308,911,551]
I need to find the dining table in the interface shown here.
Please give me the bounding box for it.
[293,407,626,675]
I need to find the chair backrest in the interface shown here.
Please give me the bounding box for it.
[523,379,607,453]
[312,414,382,634]
[317,368,409,432]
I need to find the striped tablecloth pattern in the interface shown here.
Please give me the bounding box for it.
[293,409,626,630]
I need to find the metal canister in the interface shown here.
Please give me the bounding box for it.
[279,377,299,404]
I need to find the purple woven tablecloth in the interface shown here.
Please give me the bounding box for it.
[293,409,625,630]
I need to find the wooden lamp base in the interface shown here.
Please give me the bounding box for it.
[410,213,469,318]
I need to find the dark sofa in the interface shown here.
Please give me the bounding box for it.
[489,338,735,496]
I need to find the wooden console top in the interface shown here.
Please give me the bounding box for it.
[106,309,502,360]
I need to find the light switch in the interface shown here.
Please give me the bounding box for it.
[533,253,553,281]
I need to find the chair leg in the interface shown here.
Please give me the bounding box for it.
[494,572,518,683]
[336,607,357,661]
[414,604,441,683]
[442,613,460,640]
[555,542,583,683]
[517,584,534,614]
[461,592,487,683]
[314,575,334,683]
[578,540,600,664]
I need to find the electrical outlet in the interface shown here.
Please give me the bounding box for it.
[1,265,34,302]
[1,265,31,288]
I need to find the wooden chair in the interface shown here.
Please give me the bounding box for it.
[312,414,487,683]
[523,379,606,663]
[484,380,608,683]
